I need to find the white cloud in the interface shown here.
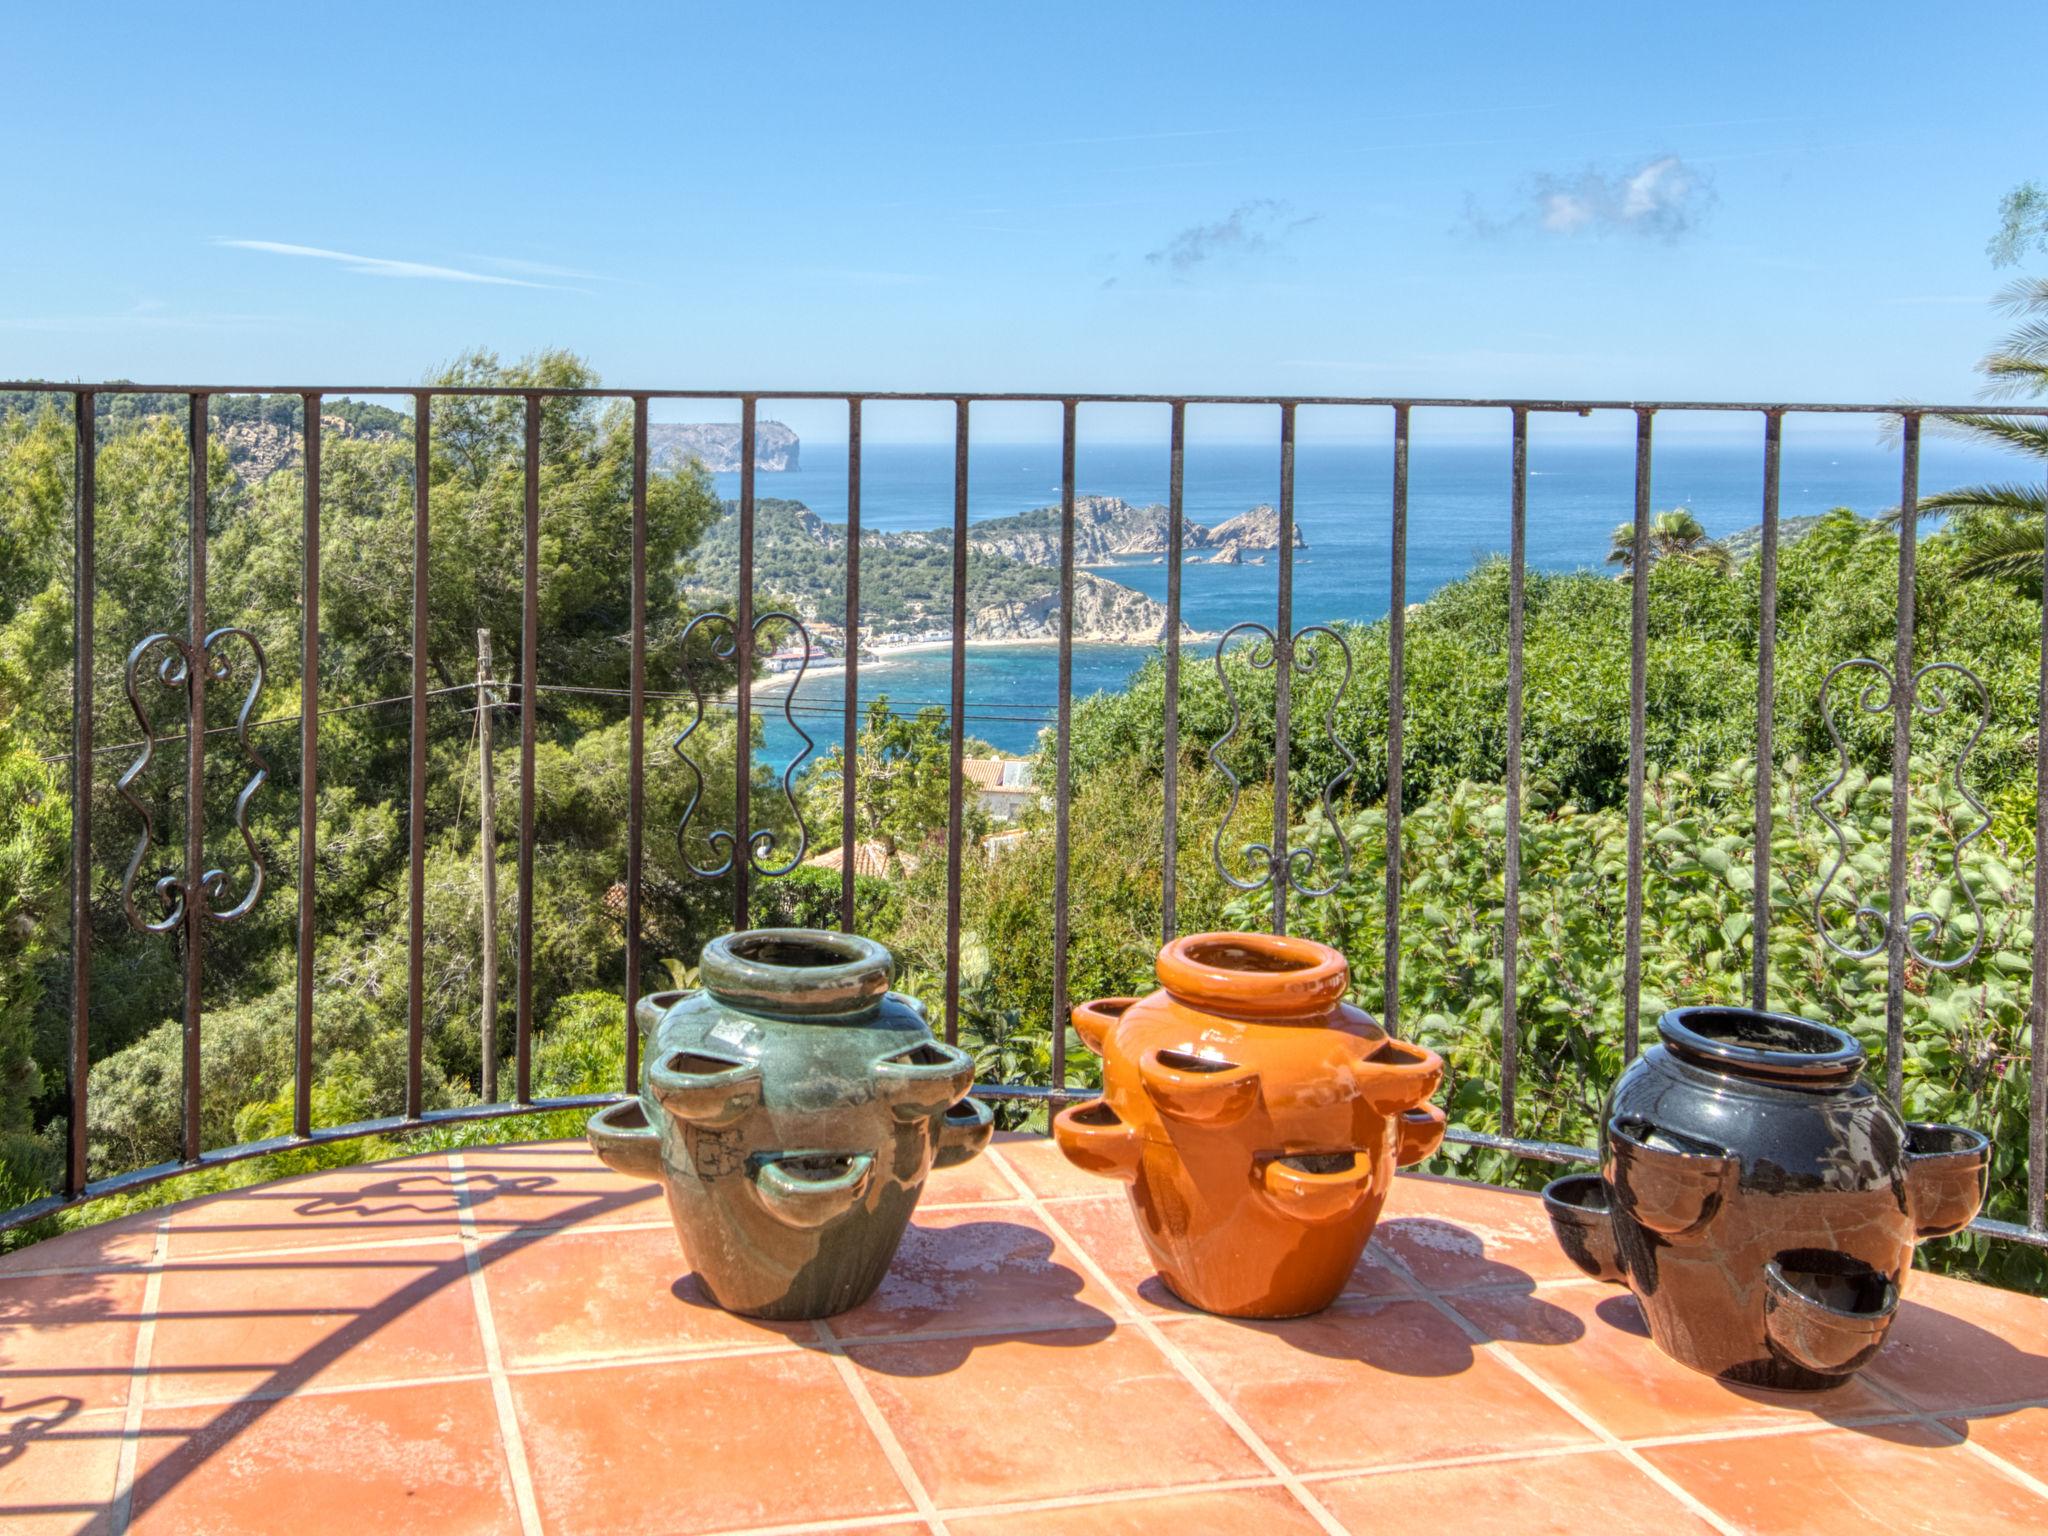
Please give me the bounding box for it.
[217,240,557,288]
[1469,155,1714,242]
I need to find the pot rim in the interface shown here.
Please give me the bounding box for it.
[1156,931,1349,1020]
[700,927,894,1019]
[1657,1005,1865,1083]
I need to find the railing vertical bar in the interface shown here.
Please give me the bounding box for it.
[296,397,321,1138]
[1161,402,1184,944]
[1752,411,1782,1011]
[625,396,648,1091]
[1502,407,1527,1135]
[407,393,430,1120]
[1052,401,1076,1097]
[1885,414,1920,1109]
[1271,404,1296,937]
[2032,448,2048,1234]
[734,398,757,930]
[1622,408,1653,1061]
[516,393,538,1104]
[840,399,862,932]
[944,399,969,1044]
[1385,404,1409,1036]
[65,390,94,1197]
[182,393,209,1164]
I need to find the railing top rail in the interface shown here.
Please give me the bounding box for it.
[5,381,2048,415]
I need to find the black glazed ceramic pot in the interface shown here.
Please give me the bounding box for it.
[1541,1005,1988,1391]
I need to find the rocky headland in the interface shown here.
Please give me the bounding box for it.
[649,420,801,473]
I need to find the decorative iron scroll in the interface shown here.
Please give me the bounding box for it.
[1811,657,1990,970]
[672,609,816,879]
[117,626,271,934]
[1208,621,1357,899]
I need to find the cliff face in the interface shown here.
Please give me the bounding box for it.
[649,420,801,473]
[959,494,1305,561]
[969,571,1173,642]
[220,413,402,483]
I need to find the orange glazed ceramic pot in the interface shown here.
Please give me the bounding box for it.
[1053,932,1446,1318]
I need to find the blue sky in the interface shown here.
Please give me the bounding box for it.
[2,2,2043,443]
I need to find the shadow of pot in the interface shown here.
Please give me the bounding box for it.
[1763,1252,1899,1379]
[1541,1172,1625,1282]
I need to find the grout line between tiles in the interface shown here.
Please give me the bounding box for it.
[1859,1368,2048,1505]
[927,1472,1289,1524]
[985,1146,1352,1536]
[450,1153,545,1536]
[106,1217,168,1536]
[1372,1243,1746,1536]
[808,1317,948,1536]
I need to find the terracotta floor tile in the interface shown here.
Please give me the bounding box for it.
[1316,1448,1719,1535]
[1452,1282,1892,1441]
[165,1159,465,1257]
[1641,1422,2048,1535]
[850,1325,1261,1505]
[952,1484,1327,1533]
[146,1241,483,1405]
[1864,1279,2048,1414]
[1375,1175,1595,1291]
[829,1208,1117,1341]
[453,1148,665,1232]
[995,1133,1117,1200]
[0,1209,160,1276]
[128,1379,520,1534]
[1946,1404,2048,1483]
[920,1147,1024,1205]
[0,1267,148,1412]
[510,1351,912,1535]
[1167,1296,1599,1473]
[0,1400,121,1534]
[479,1224,805,1365]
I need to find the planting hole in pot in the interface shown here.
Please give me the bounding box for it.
[1068,1101,1125,1129]
[1277,1151,1356,1176]
[1770,1249,1897,1317]
[882,1042,953,1069]
[1545,1173,1610,1218]
[1182,938,1314,974]
[1154,1048,1239,1074]
[598,1100,653,1134]
[1907,1123,1984,1158]
[1616,1118,1726,1161]
[664,1050,749,1077]
[769,1152,862,1184]
[730,933,869,970]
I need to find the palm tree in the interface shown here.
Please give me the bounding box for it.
[1607,508,1733,576]
[1919,276,2048,584]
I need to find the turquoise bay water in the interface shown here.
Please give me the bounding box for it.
[719,434,2028,758]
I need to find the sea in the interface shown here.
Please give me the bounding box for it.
[713,431,2031,759]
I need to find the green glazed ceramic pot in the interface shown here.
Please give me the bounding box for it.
[586,928,994,1319]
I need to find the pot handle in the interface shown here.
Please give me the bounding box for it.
[1606,1119,1733,1240]
[586,1099,664,1183]
[750,1151,875,1230]
[934,1095,995,1169]
[649,1048,763,1129]
[1052,1100,1142,1183]
[1258,1151,1377,1225]
[1395,1104,1447,1167]
[1903,1122,1990,1240]
[872,1039,978,1122]
[1071,997,1138,1057]
[1138,1047,1260,1126]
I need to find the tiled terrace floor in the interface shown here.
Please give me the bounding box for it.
[5,1136,2048,1535]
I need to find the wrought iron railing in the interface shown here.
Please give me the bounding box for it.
[4,382,2046,1253]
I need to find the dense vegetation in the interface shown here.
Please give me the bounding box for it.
[692,497,1080,629]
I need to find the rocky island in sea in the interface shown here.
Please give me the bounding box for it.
[688,494,1306,645]
[650,419,801,473]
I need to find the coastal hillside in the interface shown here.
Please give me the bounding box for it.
[919,494,1307,566]
[688,498,1180,642]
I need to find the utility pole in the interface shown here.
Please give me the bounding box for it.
[478,628,499,1103]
